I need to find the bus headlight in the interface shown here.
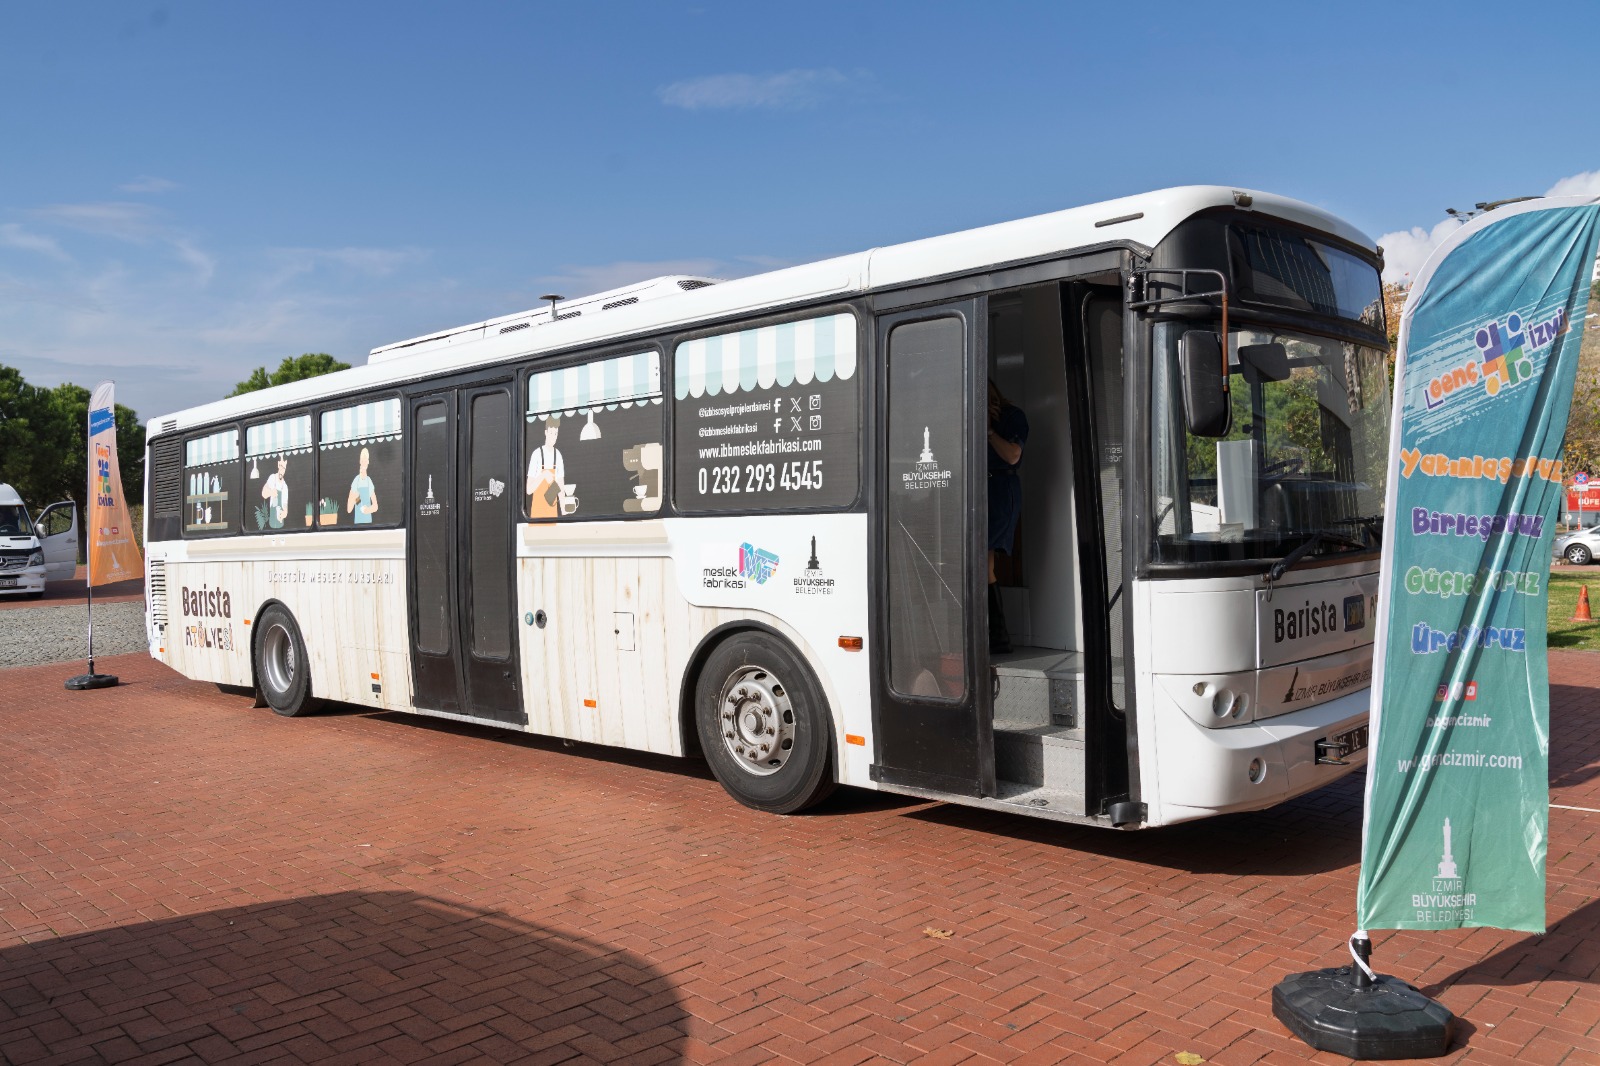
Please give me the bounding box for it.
[1248,758,1266,784]
[1212,688,1237,718]
[27,551,43,567]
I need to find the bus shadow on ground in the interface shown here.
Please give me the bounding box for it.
[0,890,686,1064]
[903,778,1366,878]
[350,705,931,815]
[1423,897,1600,996]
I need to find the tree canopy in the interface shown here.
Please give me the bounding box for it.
[0,365,145,528]
[229,353,351,397]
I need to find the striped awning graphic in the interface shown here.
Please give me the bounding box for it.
[674,312,856,401]
[246,414,313,457]
[321,398,402,447]
[527,350,660,422]
[185,429,239,468]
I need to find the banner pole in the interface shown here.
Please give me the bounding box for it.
[66,386,119,691]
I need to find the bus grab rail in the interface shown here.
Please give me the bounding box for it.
[1127,267,1230,384]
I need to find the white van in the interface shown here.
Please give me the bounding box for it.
[0,484,78,599]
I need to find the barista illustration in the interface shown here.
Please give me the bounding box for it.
[526,417,569,518]
[347,446,379,524]
[259,455,290,529]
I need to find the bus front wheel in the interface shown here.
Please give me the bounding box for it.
[694,632,837,814]
[255,604,321,717]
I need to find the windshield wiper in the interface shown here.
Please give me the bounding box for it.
[1266,530,1371,584]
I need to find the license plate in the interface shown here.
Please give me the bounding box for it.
[1317,725,1369,764]
[0,577,16,588]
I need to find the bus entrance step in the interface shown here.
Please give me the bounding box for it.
[993,727,1085,794]
[991,647,1084,732]
[992,780,1087,818]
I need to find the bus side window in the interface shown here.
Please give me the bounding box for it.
[523,350,664,522]
[318,398,404,529]
[243,414,313,533]
[183,428,240,536]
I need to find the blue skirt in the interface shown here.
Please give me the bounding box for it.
[988,471,1022,552]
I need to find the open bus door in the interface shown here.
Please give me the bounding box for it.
[869,300,995,797]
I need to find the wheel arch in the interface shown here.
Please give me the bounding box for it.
[676,619,839,769]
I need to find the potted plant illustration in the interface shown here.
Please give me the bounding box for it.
[305,501,314,527]
[318,497,339,526]
[254,502,271,531]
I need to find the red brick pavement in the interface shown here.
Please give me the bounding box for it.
[0,651,1597,1065]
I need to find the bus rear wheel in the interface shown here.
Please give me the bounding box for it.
[255,604,320,717]
[695,632,836,814]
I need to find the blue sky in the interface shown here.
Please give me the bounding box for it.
[2,1,1597,421]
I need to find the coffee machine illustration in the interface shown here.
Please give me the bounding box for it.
[622,442,663,513]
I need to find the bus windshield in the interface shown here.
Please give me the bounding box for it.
[1150,323,1391,567]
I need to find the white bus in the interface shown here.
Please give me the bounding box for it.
[143,186,1391,828]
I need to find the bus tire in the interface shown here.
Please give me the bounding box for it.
[694,631,837,814]
[255,604,321,717]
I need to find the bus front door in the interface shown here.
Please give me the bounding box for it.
[407,387,525,725]
[869,301,994,798]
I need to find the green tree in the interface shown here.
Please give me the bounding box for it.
[0,365,57,503]
[0,365,144,543]
[229,353,351,397]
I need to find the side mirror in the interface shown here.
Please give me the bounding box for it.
[1179,331,1232,437]
[1240,342,1290,382]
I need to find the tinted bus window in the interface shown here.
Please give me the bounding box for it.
[183,429,240,536]
[524,351,663,521]
[673,312,859,513]
[319,398,403,528]
[244,414,313,532]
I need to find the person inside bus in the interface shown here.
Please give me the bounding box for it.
[987,379,1028,654]
[526,416,567,519]
[347,446,378,524]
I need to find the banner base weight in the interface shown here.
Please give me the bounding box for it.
[1273,967,1453,1060]
[64,673,119,690]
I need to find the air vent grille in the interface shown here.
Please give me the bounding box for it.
[148,558,167,631]
[602,296,640,310]
[159,419,177,433]
[499,321,530,334]
[677,279,713,291]
[554,310,581,321]
[152,437,182,516]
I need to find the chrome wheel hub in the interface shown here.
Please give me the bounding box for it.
[717,666,795,776]
[262,623,296,696]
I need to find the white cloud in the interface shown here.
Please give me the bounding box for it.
[1546,170,1600,199]
[268,245,429,281]
[0,223,72,263]
[1377,168,1600,284]
[118,175,180,194]
[657,68,856,111]
[30,201,216,283]
[36,201,160,241]
[1375,218,1457,284]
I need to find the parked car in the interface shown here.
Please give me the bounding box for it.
[0,483,78,599]
[1554,525,1600,565]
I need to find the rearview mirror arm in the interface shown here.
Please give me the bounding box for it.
[1128,267,1230,390]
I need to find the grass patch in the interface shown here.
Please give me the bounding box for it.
[1547,570,1600,651]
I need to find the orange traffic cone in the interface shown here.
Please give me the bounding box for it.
[1573,584,1594,622]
